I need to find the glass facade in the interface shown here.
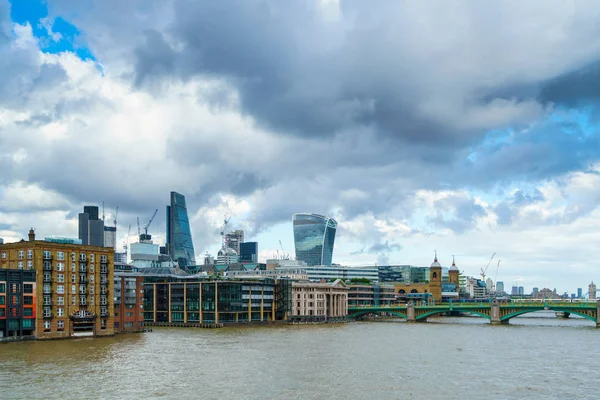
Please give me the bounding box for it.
[292,214,337,266]
[239,242,258,263]
[166,192,196,267]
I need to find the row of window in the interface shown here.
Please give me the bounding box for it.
[1,250,109,263]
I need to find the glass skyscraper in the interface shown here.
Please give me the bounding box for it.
[166,192,196,267]
[292,213,337,266]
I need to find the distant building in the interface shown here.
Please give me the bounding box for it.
[103,226,117,249]
[485,278,494,291]
[239,242,258,263]
[166,192,196,267]
[496,281,505,294]
[274,262,379,283]
[130,235,161,269]
[518,286,525,296]
[466,277,486,298]
[532,287,539,297]
[577,288,583,299]
[216,247,239,265]
[78,205,105,247]
[292,213,337,266]
[347,283,396,307]
[589,282,597,300]
[511,286,518,296]
[225,230,244,255]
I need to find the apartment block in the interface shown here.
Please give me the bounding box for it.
[0,229,114,339]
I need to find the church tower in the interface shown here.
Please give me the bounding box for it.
[429,251,443,302]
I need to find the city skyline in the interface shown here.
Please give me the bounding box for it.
[2,1,600,293]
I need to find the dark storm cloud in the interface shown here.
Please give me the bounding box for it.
[540,60,600,106]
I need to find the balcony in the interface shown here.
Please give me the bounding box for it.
[100,312,110,318]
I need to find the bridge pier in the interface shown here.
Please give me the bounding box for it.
[489,299,507,325]
[407,301,416,322]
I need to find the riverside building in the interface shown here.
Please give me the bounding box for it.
[0,229,114,339]
[143,279,292,325]
[113,265,145,333]
[289,280,348,322]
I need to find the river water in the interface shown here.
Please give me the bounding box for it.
[1,313,599,399]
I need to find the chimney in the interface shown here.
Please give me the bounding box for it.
[28,228,35,242]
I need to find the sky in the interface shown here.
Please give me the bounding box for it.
[1,0,600,294]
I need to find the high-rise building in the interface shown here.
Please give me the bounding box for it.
[166,192,196,267]
[532,287,539,297]
[225,230,244,254]
[78,205,105,247]
[292,213,337,266]
[239,242,258,263]
[103,226,116,249]
[518,286,525,296]
[577,288,583,298]
[496,281,504,294]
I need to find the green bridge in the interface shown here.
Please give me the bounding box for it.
[348,299,600,326]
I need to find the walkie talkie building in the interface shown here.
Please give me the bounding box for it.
[292,213,337,266]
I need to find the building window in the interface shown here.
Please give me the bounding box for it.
[90,264,94,273]
[71,296,76,305]
[71,274,76,283]
[57,252,64,261]
[57,308,64,317]
[57,263,64,272]
[79,253,86,262]
[89,286,94,294]
[24,284,33,294]
[71,285,76,294]
[43,250,51,259]
[18,262,23,270]
[90,254,95,262]
[100,319,106,329]
[43,308,51,317]
[57,296,64,306]
[71,263,76,271]
[100,255,107,263]
[57,274,64,283]
[57,320,64,331]
[1,251,6,259]
[24,296,33,305]
[44,321,51,331]
[27,249,33,259]
[18,250,24,259]
[90,275,94,283]
[26,260,33,270]
[57,285,64,294]
[0,296,4,305]
[70,252,76,261]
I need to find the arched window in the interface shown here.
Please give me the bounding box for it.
[432,272,438,280]
[410,289,418,294]
[398,289,406,294]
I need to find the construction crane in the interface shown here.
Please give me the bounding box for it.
[143,209,158,236]
[137,217,141,236]
[480,253,496,282]
[220,215,231,249]
[494,260,501,288]
[279,240,288,260]
[123,224,131,253]
[113,206,119,227]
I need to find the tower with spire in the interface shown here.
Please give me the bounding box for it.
[429,250,443,302]
[449,255,460,292]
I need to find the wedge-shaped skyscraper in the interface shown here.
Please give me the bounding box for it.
[292,213,337,266]
[166,191,196,267]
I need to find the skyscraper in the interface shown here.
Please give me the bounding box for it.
[240,242,258,263]
[225,230,244,254]
[292,213,337,266]
[78,205,104,247]
[166,192,196,267]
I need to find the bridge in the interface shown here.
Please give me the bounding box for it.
[348,299,600,327]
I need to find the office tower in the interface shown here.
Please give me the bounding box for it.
[103,226,116,249]
[496,281,504,294]
[518,286,524,295]
[577,288,583,298]
[532,287,539,297]
[166,192,196,267]
[240,242,258,263]
[292,213,337,266]
[511,286,518,296]
[225,230,245,254]
[78,205,105,247]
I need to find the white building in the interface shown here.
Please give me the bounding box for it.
[466,277,487,298]
[274,262,379,283]
[216,247,239,265]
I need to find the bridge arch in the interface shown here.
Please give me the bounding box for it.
[416,309,491,321]
[500,307,597,322]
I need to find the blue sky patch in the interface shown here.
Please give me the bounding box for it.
[9,0,94,60]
